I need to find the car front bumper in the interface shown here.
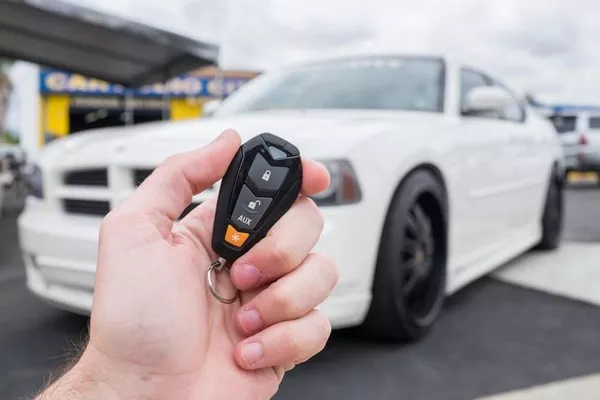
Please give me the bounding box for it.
[18,198,377,329]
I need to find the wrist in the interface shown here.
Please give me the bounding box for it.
[35,350,121,400]
[37,343,201,400]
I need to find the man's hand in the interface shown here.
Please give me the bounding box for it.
[37,129,337,400]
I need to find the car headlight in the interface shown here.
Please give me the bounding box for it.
[24,164,44,199]
[310,160,362,206]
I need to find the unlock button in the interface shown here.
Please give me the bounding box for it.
[231,185,273,230]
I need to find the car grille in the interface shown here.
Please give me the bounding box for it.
[132,168,215,191]
[57,166,215,218]
[133,168,153,187]
[64,169,108,187]
[63,199,111,217]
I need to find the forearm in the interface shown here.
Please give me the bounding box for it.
[35,345,200,400]
[35,354,121,400]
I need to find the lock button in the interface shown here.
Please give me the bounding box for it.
[230,184,273,230]
[248,153,289,192]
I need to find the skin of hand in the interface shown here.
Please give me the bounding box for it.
[36,129,338,400]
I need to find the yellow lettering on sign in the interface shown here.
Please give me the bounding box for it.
[186,78,202,96]
[167,78,186,95]
[225,80,237,96]
[87,78,110,93]
[207,79,222,97]
[45,73,68,92]
[152,83,165,95]
[69,75,88,91]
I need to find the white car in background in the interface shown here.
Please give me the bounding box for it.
[18,54,565,342]
[548,108,600,181]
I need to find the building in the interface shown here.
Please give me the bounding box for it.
[39,65,260,143]
[5,62,260,158]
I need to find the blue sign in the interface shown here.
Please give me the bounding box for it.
[39,69,252,98]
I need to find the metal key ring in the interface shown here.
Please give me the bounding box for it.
[206,258,239,304]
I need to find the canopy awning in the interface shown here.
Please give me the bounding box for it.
[0,0,220,87]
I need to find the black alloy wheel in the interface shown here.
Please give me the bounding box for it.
[536,171,564,250]
[360,170,447,342]
[399,203,439,326]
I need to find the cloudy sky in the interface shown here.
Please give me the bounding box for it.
[65,0,600,105]
[0,0,585,107]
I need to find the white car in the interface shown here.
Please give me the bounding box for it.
[548,107,600,180]
[18,54,565,342]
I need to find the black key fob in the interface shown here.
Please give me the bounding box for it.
[211,133,303,262]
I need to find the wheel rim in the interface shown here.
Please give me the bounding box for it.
[400,201,442,323]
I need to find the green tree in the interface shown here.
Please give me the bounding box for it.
[0,58,14,143]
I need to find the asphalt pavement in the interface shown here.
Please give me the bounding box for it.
[1,186,600,400]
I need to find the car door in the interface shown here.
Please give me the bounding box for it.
[449,68,516,262]
[482,75,545,233]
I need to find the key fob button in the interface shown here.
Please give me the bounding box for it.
[268,146,288,160]
[224,224,250,247]
[231,184,273,230]
[248,153,289,192]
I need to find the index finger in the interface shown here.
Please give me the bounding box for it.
[118,129,241,223]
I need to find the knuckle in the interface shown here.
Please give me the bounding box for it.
[302,196,324,231]
[268,236,295,273]
[159,154,181,169]
[314,253,339,290]
[284,329,302,358]
[313,310,332,346]
[270,281,303,318]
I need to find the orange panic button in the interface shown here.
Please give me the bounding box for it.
[224,224,249,247]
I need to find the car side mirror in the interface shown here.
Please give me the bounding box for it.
[203,99,222,117]
[463,86,512,115]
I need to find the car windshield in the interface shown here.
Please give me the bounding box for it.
[589,116,600,130]
[214,57,445,116]
[549,115,577,134]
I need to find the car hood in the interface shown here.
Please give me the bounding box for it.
[39,109,444,167]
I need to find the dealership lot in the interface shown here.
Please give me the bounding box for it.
[1,185,600,400]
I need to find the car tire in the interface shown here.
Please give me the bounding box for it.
[359,170,447,342]
[535,168,564,250]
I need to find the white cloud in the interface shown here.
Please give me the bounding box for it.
[53,0,600,104]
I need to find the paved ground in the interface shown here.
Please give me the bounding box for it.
[1,186,600,400]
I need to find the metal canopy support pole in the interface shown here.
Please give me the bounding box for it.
[124,89,134,126]
[162,70,170,121]
[217,65,224,101]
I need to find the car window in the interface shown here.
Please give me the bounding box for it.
[484,75,526,123]
[589,116,600,130]
[549,115,578,133]
[460,69,488,113]
[495,83,526,122]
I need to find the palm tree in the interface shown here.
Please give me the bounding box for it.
[0,58,13,143]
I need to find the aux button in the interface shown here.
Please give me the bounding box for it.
[231,185,273,230]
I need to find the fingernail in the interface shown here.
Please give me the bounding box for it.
[233,264,261,289]
[239,308,263,334]
[242,342,264,367]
